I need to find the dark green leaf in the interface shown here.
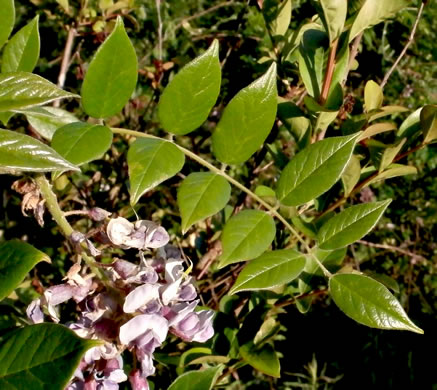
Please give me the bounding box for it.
[317,200,391,250]
[276,133,359,206]
[0,0,14,49]
[0,72,78,112]
[218,210,276,268]
[128,138,185,206]
[212,63,277,164]
[230,249,306,294]
[168,365,223,390]
[0,241,50,301]
[2,16,40,73]
[420,104,437,144]
[240,342,280,378]
[0,129,79,173]
[158,40,221,135]
[81,17,137,118]
[0,323,100,389]
[329,273,423,333]
[51,122,113,166]
[177,172,231,234]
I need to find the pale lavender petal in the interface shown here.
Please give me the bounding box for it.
[192,310,215,342]
[137,349,155,377]
[160,277,182,305]
[67,381,85,390]
[164,259,184,283]
[99,381,118,390]
[112,259,138,280]
[119,314,168,346]
[179,283,197,301]
[135,221,169,249]
[26,299,44,324]
[129,370,149,390]
[44,284,74,305]
[89,207,111,221]
[178,313,200,332]
[165,300,198,326]
[85,238,101,257]
[107,217,134,247]
[123,284,161,313]
[106,369,127,384]
[84,379,97,390]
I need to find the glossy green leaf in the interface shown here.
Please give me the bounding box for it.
[0,0,14,49]
[240,342,280,378]
[263,0,292,37]
[365,271,400,293]
[218,210,276,268]
[341,154,361,196]
[0,129,79,173]
[168,365,223,390]
[81,17,137,118]
[158,40,221,135]
[0,241,50,301]
[230,249,306,294]
[330,273,423,333]
[0,112,13,126]
[397,107,421,138]
[212,63,277,164]
[368,105,408,122]
[317,200,391,250]
[368,164,417,184]
[0,323,100,389]
[276,133,359,206]
[349,0,408,42]
[364,80,383,112]
[2,16,40,73]
[51,122,113,166]
[21,106,78,140]
[379,138,406,172]
[177,172,231,234]
[420,104,437,144]
[319,0,347,43]
[0,72,78,112]
[128,138,185,206]
[358,122,396,141]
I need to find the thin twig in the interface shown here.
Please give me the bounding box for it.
[380,2,426,89]
[341,32,363,87]
[155,0,163,61]
[356,240,426,261]
[319,38,339,106]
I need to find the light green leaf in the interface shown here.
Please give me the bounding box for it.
[397,107,421,138]
[177,172,231,234]
[168,365,224,390]
[319,0,347,43]
[2,16,40,73]
[128,138,185,206]
[0,112,13,126]
[51,122,113,166]
[341,154,361,196]
[21,106,78,140]
[349,0,408,42]
[379,138,406,172]
[368,105,408,122]
[218,210,276,268]
[358,122,396,141]
[0,0,14,49]
[230,249,306,294]
[0,129,79,173]
[0,241,50,301]
[263,0,292,37]
[317,200,391,250]
[420,104,437,144]
[364,80,383,112]
[368,164,417,184]
[276,133,360,206]
[212,63,277,165]
[240,342,280,378]
[0,323,101,389]
[81,16,137,118]
[0,72,78,112]
[330,273,423,333]
[158,40,221,135]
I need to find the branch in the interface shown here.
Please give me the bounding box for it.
[155,0,163,61]
[319,38,339,106]
[380,2,426,89]
[356,240,426,262]
[341,32,363,87]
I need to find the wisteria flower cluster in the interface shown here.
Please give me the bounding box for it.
[27,216,215,390]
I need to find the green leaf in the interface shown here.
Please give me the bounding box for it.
[168,365,223,390]
[177,172,231,234]
[240,342,280,378]
[397,107,421,138]
[349,0,408,42]
[230,249,306,294]
[420,104,437,144]
[158,40,221,135]
[218,210,276,268]
[81,16,137,118]
[2,16,40,73]
[276,133,359,206]
[379,138,406,172]
[319,0,347,43]
[0,129,79,173]
[0,323,101,389]
[51,122,113,166]
[263,0,292,37]
[0,241,50,301]
[368,164,417,184]
[21,106,78,140]
[212,63,277,165]
[329,273,423,333]
[128,138,185,206]
[317,200,391,250]
[0,0,14,49]
[364,80,383,112]
[0,112,13,126]
[0,72,78,112]
[358,122,396,141]
[368,105,408,122]
[341,154,361,196]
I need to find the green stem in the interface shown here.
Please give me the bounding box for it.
[111,127,332,278]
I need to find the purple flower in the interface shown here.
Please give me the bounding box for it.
[123,284,161,313]
[129,369,149,390]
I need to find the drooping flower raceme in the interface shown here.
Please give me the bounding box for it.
[27,216,215,390]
